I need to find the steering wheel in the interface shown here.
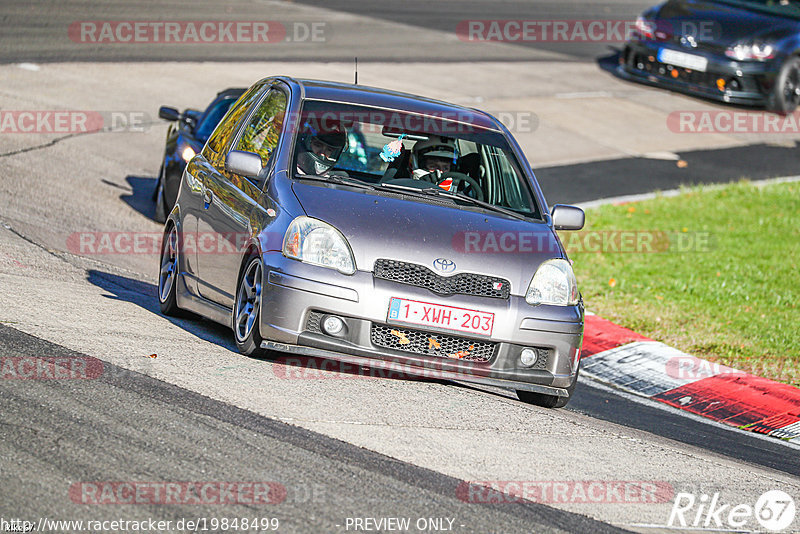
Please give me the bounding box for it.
[437,171,484,202]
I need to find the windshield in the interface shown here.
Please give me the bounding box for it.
[711,0,800,18]
[195,97,240,142]
[292,100,541,220]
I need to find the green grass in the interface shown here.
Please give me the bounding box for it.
[562,180,800,387]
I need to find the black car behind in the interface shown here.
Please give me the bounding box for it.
[620,0,800,113]
[154,87,245,222]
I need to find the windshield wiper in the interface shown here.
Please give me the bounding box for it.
[421,187,530,221]
[377,183,529,221]
[295,174,381,191]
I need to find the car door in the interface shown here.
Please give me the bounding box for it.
[195,86,288,309]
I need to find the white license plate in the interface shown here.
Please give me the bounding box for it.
[658,48,707,72]
[387,297,494,336]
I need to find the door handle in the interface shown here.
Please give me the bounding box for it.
[203,189,213,209]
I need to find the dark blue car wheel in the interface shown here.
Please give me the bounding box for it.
[769,57,800,115]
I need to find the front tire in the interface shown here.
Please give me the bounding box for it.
[517,366,580,409]
[233,255,266,356]
[158,224,183,316]
[154,164,168,223]
[768,56,800,115]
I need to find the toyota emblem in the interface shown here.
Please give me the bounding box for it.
[433,258,456,273]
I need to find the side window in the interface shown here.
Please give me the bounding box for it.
[204,82,267,156]
[234,89,288,168]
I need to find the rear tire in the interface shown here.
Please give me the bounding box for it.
[768,57,800,115]
[158,224,184,317]
[517,365,580,409]
[233,254,266,356]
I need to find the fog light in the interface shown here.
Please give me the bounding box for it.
[520,348,538,367]
[322,315,345,336]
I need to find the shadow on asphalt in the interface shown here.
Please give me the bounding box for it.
[83,268,452,386]
[119,175,159,221]
[86,268,238,351]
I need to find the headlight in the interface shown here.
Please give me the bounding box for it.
[282,216,356,275]
[181,145,197,162]
[525,259,579,306]
[725,42,775,61]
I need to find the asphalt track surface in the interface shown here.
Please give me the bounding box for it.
[0,0,652,62]
[0,324,625,534]
[536,142,800,204]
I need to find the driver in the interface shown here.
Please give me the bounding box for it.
[411,135,457,181]
[296,122,348,176]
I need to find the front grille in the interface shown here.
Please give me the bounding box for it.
[374,259,510,299]
[306,311,324,333]
[371,323,496,362]
[526,347,552,370]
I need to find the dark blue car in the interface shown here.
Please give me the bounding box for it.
[620,0,800,113]
[154,88,246,222]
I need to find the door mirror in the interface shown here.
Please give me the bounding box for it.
[551,204,585,231]
[158,106,180,122]
[226,150,263,178]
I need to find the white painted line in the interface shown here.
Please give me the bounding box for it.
[578,376,800,451]
[554,91,614,99]
[772,421,800,441]
[581,341,715,397]
[642,151,680,161]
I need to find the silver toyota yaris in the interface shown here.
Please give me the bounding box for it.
[158,76,586,408]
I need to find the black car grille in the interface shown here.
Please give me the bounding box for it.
[373,259,510,299]
[371,323,496,362]
[629,49,719,87]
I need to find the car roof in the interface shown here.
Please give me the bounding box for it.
[277,77,502,132]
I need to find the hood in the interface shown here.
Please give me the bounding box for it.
[291,181,564,295]
[653,0,800,48]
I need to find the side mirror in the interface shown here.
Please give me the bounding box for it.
[551,204,585,231]
[226,150,263,178]
[158,106,180,122]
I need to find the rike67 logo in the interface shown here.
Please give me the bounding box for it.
[669,490,796,531]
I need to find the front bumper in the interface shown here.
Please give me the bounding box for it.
[259,253,584,394]
[620,40,778,106]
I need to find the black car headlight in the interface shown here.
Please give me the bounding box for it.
[180,145,197,163]
[725,42,775,61]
